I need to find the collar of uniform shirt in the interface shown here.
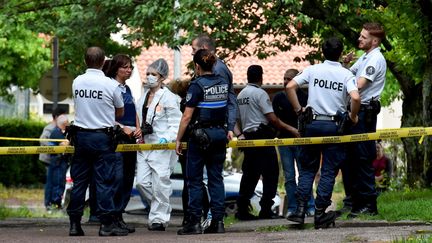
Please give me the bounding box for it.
[248,83,260,88]
[118,83,126,93]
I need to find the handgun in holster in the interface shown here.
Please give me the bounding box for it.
[64,124,77,146]
[336,111,353,135]
[297,107,313,137]
[191,127,211,150]
[364,98,381,131]
[113,125,133,145]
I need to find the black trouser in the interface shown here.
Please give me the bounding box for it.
[341,109,378,210]
[179,148,209,221]
[113,150,137,216]
[67,131,120,225]
[237,130,278,212]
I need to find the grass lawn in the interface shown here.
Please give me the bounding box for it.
[0,184,65,219]
[335,189,432,223]
[1,181,432,223]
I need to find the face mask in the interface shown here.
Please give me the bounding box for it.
[147,75,159,87]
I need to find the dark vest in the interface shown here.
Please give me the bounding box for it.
[194,74,228,126]
[116,85,136,126]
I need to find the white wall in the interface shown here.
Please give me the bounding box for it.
[377,98,402,129]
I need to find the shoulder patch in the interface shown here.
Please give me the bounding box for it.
[266,98,272,106]
[186,93,192,102]
[366,66,375,75]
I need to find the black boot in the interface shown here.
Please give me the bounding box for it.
[259,209,280,219]
[69,217,84,236]
[203,220,225,234]
[99,222,129,236]
[314,207,337,229]
[235,203,258,221]
[117,215,135,233]
[177,221,202,235]
[287,201,306,224]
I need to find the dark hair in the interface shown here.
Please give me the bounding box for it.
[363,22,385,40]
[322,37,343,61]
[85,46,105,69]
[52,107,66,119]
[193,34,216,53]
[247,65,263,83]
[106,54,132,79]
[193,49,216,72]
[102,59,112,76]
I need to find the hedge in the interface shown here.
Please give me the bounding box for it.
[0,118,47,186]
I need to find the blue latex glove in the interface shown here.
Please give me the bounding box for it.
[159,138,168,144]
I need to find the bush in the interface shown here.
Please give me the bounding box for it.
[0,118,46,186]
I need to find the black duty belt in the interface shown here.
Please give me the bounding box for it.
[198,122,225,128]
[312,115,337,121]
[76,126,113,133]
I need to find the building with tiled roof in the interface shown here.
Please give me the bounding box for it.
[133,44,313,96]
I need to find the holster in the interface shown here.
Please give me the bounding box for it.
[191,127,211,150]
[113,125,133,146]
[336,111,354,135]
[190,124,227,151]
[297,107,313,136]
[363,99,381,131]
[65,124,77,146]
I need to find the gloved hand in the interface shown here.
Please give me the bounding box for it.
[159,138,168,144]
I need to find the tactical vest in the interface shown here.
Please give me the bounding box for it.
[116,85,136,126]
[194,75,228,126]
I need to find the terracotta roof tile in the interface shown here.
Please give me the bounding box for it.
[135,44,313,86]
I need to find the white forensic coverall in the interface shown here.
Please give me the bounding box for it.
[136,87,181,227]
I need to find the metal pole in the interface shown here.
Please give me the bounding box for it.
[24,88,30,120]
[52,37,59,110]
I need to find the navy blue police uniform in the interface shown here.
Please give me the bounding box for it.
[185,73,229,225]
[288,60,357,228]
[342,47,386,216]
[67,68,124,234]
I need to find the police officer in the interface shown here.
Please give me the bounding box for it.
[191,34,237,138]
[106,54,141,233]
[190,34,238,225]
[286,37,360,229]
[176,49,231,235]
[341,22,387,217]
[235,65,299,221]
[67,47,127,237]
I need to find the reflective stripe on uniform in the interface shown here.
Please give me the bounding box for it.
[197,100,227,108]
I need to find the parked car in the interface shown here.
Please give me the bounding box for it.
[62,163,281,215]
[125,163,281,215]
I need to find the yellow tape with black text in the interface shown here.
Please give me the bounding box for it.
[0,127,430,155]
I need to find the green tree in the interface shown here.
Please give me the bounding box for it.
[2,0,431,186]
[0,3,50,101]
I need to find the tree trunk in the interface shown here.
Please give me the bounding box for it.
[400,84,425,187]
[423,60,432,186]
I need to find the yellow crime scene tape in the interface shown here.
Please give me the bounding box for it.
[0,127,430,155]
[0,137,67,142]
